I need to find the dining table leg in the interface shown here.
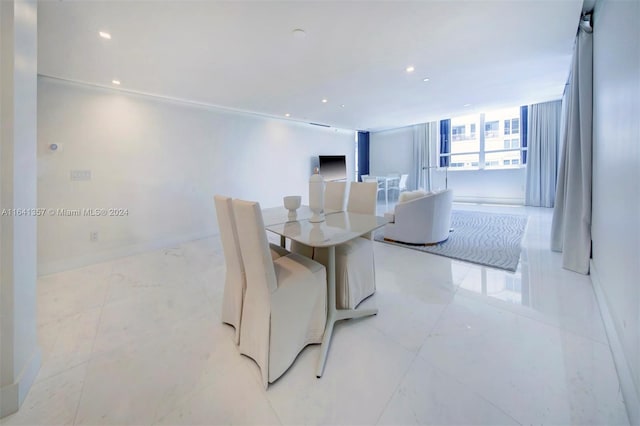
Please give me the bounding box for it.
[316,245,378,378]
[316,246,335,378]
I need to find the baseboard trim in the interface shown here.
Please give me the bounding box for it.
[0,347,41,419]
[590,260,638,425]
[38,232,215,276]
[0,384,18,419]
[453,195,525,205]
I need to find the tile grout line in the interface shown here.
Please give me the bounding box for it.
[372,350,421,426]
[432,362,525,426]
[372,290,457,425]
[71,264,115,426]
[444,208,609,347]
[454,286,611,348]
[400,283,525,425]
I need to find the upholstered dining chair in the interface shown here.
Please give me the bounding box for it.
[314,182,377,309]
[233,199,327,388]
[291,181,347,258]
[214,195,288,344]
[399,174,409,192]
[388,174,409,200]
[324,181,347,212]
[363,176,386,205]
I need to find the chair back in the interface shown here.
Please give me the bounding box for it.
[214,195,244,279]
[232,199,276,388]
[325,181,347,211]
[347,182,377,215]
[214,195,246,343]
[399,174,409,190]
[364,176,384,192]
[232,200,278,294]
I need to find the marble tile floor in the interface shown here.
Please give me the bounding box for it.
[1,204,630,425]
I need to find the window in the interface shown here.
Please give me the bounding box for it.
[512,118,520,134]
[439,106,527,170]
[485,121,499,139]
[452,125,466,141]
[446,114,479,169]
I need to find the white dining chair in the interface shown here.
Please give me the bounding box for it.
[364,176,386,206]
[324,181,347,211]
[214,195,289,344]
[314,182,377,309]
[233,199,327,388]
[291,181,347,258]
[388,173,409,200]
[399,174,409,192]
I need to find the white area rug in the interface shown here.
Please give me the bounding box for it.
[375,210,528,272]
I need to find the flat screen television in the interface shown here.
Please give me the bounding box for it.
[319,155,347,181]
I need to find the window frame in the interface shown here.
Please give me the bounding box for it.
[439,107,527,171]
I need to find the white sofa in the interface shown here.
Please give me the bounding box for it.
[383,189,453,245]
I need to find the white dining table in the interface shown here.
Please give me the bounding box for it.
[362,174,400,207]
[261,205,340,246]
[264,209,387,377]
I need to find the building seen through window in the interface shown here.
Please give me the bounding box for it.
[441,107,525,170]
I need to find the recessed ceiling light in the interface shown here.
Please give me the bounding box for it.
[292,28,306,39]
[463,103,472,107]
[112,80,121,85]
[340,104,345,108]
[321,99,328,103]
[285,113,291,117]
[423,77,430,82]
[406,66,415,73]
[99,31,111,40]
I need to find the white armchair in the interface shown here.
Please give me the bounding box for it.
[383,189,453,245]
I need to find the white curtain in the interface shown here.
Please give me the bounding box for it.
[525,100,562,207]
[412,122,438,191]
[551,23,593,274]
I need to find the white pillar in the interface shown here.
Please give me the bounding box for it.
[0,0,40,418]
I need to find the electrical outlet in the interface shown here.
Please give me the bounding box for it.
[90,231,99,242]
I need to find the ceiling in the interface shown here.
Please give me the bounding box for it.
[38,1,583,132]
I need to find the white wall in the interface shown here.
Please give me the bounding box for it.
[591,0,640,423]
[370,125,526,204]
[445,168,525,204]
[37,78,355,274]
[369,126,414,183]
[0,0,40,418]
